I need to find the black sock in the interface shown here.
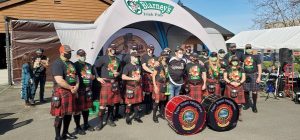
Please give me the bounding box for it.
[62,115,72,135]
[82,110,89,125]
[73,114,81,128]
[253,93,257,107]
[54,117,63,138]
[153,103,159,118]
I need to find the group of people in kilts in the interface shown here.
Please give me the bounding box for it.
[50,43,261,140]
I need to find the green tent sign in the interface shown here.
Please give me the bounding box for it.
[125,0,174,16]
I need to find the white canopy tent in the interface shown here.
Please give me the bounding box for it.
[205,28,226,52]
[226,26,300,49]
[54,0,216,64]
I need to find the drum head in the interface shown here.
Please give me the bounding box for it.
[171,99,206,135]
[206,97,239,132]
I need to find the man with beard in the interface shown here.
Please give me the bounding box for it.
[94,44,121,130]
[199,49,209,64]
[122,52,144,125]
[242,44,262,113]
[183,45,193,63]
[141,44,157,115]
[185,53,207,103]
[224,43,243,63]
[50,45,78,140]
[73,49,95,134]
[32,48,49,103]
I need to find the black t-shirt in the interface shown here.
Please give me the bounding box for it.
[74,61,93,89]
[224,52,243,63]
[141,54,157,72]
[185,62,205,83]
[199,56,208,64]
[122,54,131,65]
[226,67,245,82]
[122,63,142,82]
[241,54,261,74]
[205,62,222,80]
[154,64,168,83]
[94,55,120,79]
[33,55,48,76]
[219,58,229,69]
[168,57,186,85]
[52,58,77,87]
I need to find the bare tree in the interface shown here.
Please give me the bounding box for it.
[250,0,300,29]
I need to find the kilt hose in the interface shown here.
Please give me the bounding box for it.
[244,73,259,92]
[142,73,153,93]
[99,83,120,106]
[224,84,245,104]
[152,82,167,102]
[206,79,221,96]
[74,88,93,112]
[125,84,143,105]
[188,83,204,103]
[50,88,75,117]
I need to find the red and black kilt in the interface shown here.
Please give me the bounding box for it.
[188,83,204,103]
[74,88,92,112]
[244,73,259,92]
[152,82,167,101]
[50,88,75,117]
[125,84,143,105]
[224,85,245,104]
[142,73,153,93]
[206,79,221,96]
[99,83,120,106]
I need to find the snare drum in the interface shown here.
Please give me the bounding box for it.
[202,94,239,131]
[165,95,206,135]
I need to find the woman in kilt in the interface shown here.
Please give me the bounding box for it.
[94,44,121,130]
[73,49,95,134]
[205,52,222,96]
[152,52,169,123]
[224,56,246,121]
[50,45,78,140]
[185,53,207,103]
[122,52,143,125]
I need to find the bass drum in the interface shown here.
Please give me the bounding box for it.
[165,95,206,135]
[202,94,239,131]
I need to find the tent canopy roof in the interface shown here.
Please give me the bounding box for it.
[226,26,300,49]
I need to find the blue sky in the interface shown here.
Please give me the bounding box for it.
[176,0,255,34]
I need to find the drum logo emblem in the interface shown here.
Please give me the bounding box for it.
[214,104,233,128]
[179,107,199,131]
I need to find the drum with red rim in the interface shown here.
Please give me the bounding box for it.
[202,94,239,132]
[165,95,206,135]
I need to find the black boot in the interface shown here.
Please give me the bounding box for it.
[158,102,166,120]
[95,109,105,131]
[107,106,117,127]
[252,93,258,113]
[153,103,159,123]
[243,92,250,110]
[62,115,77,139]
[125,106,132,125]
[133,105,143,123]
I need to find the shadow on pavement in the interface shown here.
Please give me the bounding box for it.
[0,113,33,135]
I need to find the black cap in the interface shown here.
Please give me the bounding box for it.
[160,51,169,57]
[210,52,218,57]
[245,44,252,49]
[218,49,225,54]
[230,56,239,62]
[77,49,86,56]
[148,44,155,50]
[191,53,199,58]
[130,52,139,57]
[108,43,117,49]
[36,48,44,53]
[229,43,237,48]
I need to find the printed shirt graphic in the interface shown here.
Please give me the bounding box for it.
[242,54,261,74]
[205,63,221,80]
[186,63,204,82]
[141,54,156,72]
[75,62,93,88]
[65,61,77,85]
[95,56,120,79]
[122,63,142,82]
[227,68,244,82]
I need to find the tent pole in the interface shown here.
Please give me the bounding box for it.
[4,16,12,85]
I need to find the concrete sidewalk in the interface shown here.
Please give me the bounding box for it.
[0,87,300,140]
